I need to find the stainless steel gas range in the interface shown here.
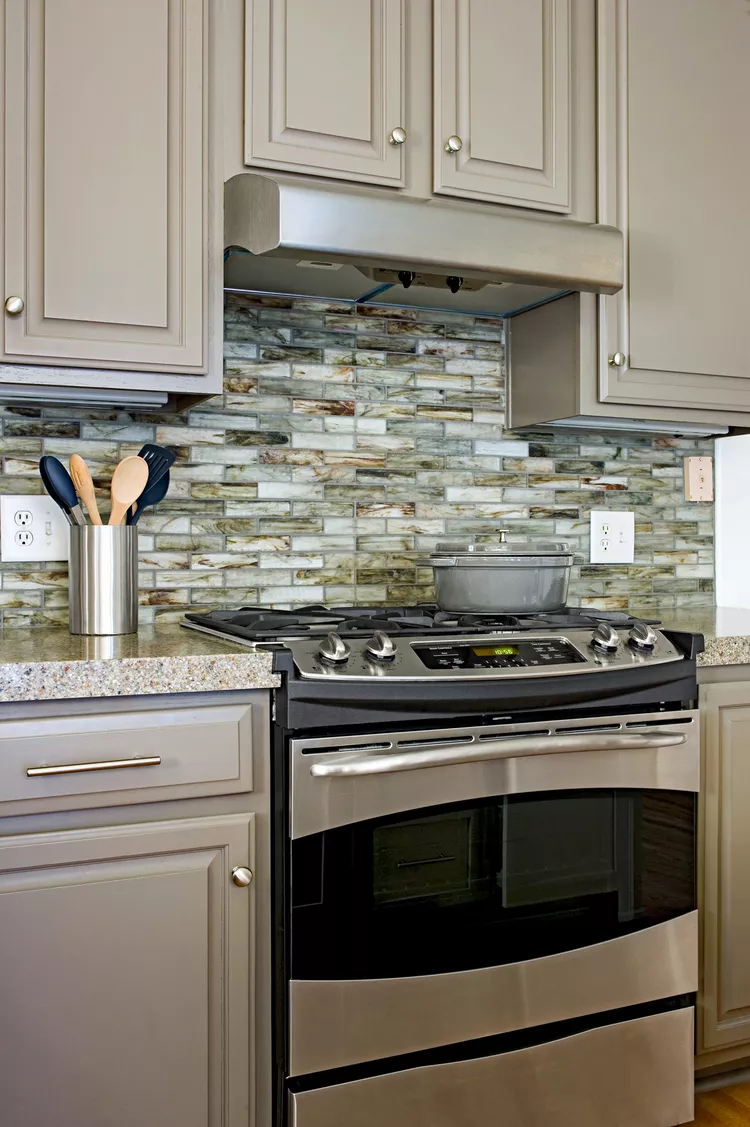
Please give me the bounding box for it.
[184,605,703,1127]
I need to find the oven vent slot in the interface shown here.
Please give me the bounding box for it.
[315,741,393,755]
[555,723,623,735]
[396,735,474,749]
[478,728,551,741]
[625,718,692,729]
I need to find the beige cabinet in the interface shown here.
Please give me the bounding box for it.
[0,813,254,1127]
[598,0,750,416]
[243,0,596,219]
[0,0,223,395]
[434,0,573,211]
[700,681,750,1058]
[245,0,406,186]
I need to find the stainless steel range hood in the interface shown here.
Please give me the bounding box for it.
[224,174,623,316]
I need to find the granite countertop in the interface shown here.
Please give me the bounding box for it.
[0,624,279,703]
[655,606,750,668]
[0,606,747,705]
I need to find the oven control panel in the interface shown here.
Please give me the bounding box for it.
[415,638,587,671]
[285,628,684,681]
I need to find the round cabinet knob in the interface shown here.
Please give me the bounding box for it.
[629,622,658,650]
[444,135,463,153]
[388,126,407,146]
[5,296,24,316]
[365,630,397,662]
[608,351,627,367]
[317,632,351,664]
[232,866,253,888]
[591,623,621,652]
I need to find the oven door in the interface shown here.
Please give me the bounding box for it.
[288,709,699,1077]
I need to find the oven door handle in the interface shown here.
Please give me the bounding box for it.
[309,730,688,777]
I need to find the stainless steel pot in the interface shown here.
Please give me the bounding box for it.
[420,532,575,613]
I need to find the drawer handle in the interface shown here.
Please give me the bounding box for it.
[27,756,161,777]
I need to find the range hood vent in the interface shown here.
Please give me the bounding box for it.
[224,174,623,307]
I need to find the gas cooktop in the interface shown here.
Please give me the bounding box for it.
[183,603,659,645]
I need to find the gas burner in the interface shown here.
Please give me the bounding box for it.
[183,603,660,645]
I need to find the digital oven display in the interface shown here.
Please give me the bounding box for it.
[471,645,520,657]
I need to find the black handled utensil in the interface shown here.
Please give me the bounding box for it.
[138,444,175,490]
[127,470,170,526]
[39,456,86,526]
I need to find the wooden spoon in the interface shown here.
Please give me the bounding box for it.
[108,456,149,526]
[70,454,102,525]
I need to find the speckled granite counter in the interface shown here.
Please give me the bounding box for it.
[0,625,279,703]
[646,606,750,668]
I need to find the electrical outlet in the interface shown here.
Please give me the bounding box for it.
[590,510,635,564]
[0,495,69,562]
[684,456,714,501]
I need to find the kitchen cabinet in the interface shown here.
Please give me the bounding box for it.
[699,680,750,1060]
[434,0,574,211]
[598,0,750,417]
[0,813,254,1127]
[242,0,596,220]
[508,1,750,431]
[245,0,407,187]
[0,0,223,400]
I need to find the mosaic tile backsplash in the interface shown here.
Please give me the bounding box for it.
[0,292,715,627]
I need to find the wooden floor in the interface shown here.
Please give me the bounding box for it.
[692,1082,750,1124]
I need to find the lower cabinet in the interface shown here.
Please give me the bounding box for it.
[0,813,254,1127]
[700,681,750,1060]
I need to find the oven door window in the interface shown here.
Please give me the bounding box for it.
[290,789,695,980]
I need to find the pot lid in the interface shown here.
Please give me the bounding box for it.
[432,531,573,558]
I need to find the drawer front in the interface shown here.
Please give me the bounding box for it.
[0,704,253,814]
[292,1007,694,1127]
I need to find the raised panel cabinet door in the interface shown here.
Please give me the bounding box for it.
[434,0,573,210]
[245,0,406,186]
[598,0,750,414]
[3,0,208,372]
[0,814,254,1127]
[700,684,750,1052]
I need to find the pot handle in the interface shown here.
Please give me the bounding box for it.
[418,557,458,567]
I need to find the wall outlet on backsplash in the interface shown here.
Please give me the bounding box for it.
[0,495,69,563]
[589,511,635,564]
[684,456,714,502]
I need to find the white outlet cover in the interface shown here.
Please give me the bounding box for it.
[589,510,635,564]
[0,495,70,562]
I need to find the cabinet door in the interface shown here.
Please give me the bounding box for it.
[246,0,406,186]
[434,0,574,210]
[598,0,750,414]
[2,0,208,373]
[0,814,254,1127]
[700,683,750,1052]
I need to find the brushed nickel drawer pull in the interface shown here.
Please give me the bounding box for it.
[27,755,161,777]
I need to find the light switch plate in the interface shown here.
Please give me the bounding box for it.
[0,495,70,562]
[589,510,635,564]
[684,456,714,501]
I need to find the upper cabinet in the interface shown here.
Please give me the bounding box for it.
[245,0,406,187]
[433,0,572,211]
[0,0,222,398]
[598,0,750,417]
[242,0,596,220]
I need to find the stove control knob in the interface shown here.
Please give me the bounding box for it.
[591,623,621,652]
[365,630,397,662]
[318,632,351,664]
[628,622,658,651]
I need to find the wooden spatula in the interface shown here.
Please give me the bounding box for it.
[70,454,102,525]
[108,456,149,526]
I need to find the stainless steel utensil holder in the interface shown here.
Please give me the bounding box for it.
[69,525,138,635]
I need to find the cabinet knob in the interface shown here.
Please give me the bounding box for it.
[444,135,463,153]
[231,866,253,888]
[388,126,407,146]
[609,351,627,367]
[5,296,24,316]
